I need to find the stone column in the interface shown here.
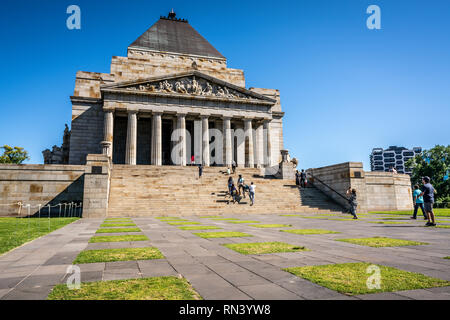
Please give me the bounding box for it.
[151,112,162,166]
[264,120,272,167]
[102,110,114,157]
[125,110,137,165]
[176,113,186,166]
[244,118,254,168]
[255,122,263,168]
[223,117,232,167]
[194,118,202,165]
[201,116,210,166]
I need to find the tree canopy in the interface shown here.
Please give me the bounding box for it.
[0,145,30,164]
[405,145,450,203]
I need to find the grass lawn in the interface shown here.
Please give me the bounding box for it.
[369,208,450,217]
[89,235,149,243]
[223,242,307,255]
[178,226,221,230]
[281,229,340,235]
[336,237,428,247]
[284,262,450,295]
[47,276,201,300]
[73,247,164,264]
[193,231,252,239]
[436,225,450,229]
[444,257,450,259]
[166,221,201,225]
[99,223,136,227]
[378,217,416,221]
[249,224,292,228]
[227,220,260,224]
[96,227,141,233]
[0,217,78,255]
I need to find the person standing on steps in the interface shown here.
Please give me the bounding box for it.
[419,176,437,227]
[227,167,231,175]
[237,174,245,198]
[411,184,427,220]
[228,183,239,204]
[232,161,236,174]
[300,169,307,188]
[227,176,234,197]
[295,170,300,186]
[346,188,358,219]
[198,164,203,179]
[249,182,256,206]
[191,155,195,166]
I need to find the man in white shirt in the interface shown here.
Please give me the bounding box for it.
[249,182,256,206]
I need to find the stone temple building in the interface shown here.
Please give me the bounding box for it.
[0,11,413,218]
[69,11,284,168]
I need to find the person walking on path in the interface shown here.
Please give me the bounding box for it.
[249,182,256,206]
[346,188,358,219]
[300,169,307,188]
[228,183,240,204]
[198,165,203,179]
[411,184,427,220]
[419,176,437,226]
[232,161,236,174]
[295,170,300,186]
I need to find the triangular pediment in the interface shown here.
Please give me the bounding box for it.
[101,71,276,104]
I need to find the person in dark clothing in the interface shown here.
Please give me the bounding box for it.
[295,170,300,186]
[411,184,427,220]
[346,188,358,219]
[227,177,234,196]
[198,165,203,178]
[237,174,245,197]
[419,176,437,226]
[300,170,307,188]
[228,184,240,204]
[232,161,236,174]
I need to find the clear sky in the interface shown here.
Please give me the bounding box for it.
[0,0,449,170]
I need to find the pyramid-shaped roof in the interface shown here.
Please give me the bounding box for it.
[129,14,225,59]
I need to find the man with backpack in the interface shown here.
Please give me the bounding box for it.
[300,169,307,188]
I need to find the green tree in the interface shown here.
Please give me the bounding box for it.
[0,145,30,164]
[405,145,450,203]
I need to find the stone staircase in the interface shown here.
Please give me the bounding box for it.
[107,165,345,217]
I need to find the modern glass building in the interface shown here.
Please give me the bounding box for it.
[370,146,422,174]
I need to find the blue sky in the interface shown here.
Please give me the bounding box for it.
[0,0,449,170]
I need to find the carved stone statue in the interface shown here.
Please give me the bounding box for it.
[175,81,187,94]
[43,124,70,164]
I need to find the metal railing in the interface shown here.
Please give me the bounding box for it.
[306,172,349,202]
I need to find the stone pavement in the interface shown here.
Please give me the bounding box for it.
[1,214,450,300]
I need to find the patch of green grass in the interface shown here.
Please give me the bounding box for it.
[284,263,450,295]
[281,229,340,235]
[100,223,136,227]
[227,220,260,224]
[47,276,201,300]
[223,242,307,255]
[378,217,415,221]
[366,221,408,225]
[96,227,141,234]
[369,208,450,217]
[249,224,292,228]
[104,219,132,223]
[166,221,201,225]
[336,237,428,247]
[193,231,252,239]
[73,247,164,264]
[0,218,78,255]
[435,225,450,229]
[178,226,222,230]
[444,257,450,259]
[89,235,149,243]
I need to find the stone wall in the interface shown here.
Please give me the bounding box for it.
[0,164,85,216]
[307,162,413,213]
[82,154,111,218]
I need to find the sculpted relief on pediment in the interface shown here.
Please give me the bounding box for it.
[122,77,255,100]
